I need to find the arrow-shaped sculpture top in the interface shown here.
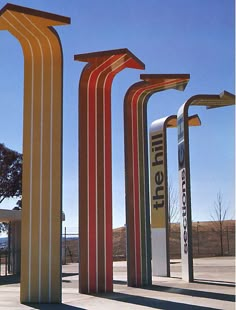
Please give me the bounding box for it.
[0,3,70,27]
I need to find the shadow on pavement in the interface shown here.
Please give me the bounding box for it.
[113,279,127,285]
[61,272,78,283]
[24,303,85,310]
[145,285,235,302]
[62,279,72,283]
[113,279,235,302]
[62,273,78,278]
[0,274,20,285]
[95,292,218,310]
[194,279,235,288]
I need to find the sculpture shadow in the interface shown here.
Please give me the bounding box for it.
[95,291,217,310]
[24,304,85,310]
[0,274,20,285]
[194,278,235,288]
[113,279,127,285]
[145,284,235,302]
[62,272,78,278]
[62,272,78,283]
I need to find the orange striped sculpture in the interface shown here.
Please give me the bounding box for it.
[0,4,70,303]
[75,49,144,294]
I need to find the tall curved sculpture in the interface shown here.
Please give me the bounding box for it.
[124,74,190,287]
[0,4,70,303]
[75,49,145,294]
[177,91,235,282]
[149,114,200,277]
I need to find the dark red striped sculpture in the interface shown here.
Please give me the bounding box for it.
[75,49,144,294]
[124,74,190,287]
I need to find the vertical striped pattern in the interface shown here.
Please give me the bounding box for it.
[124,74,190,287]
[75,49,144,294]
[0,4,70,303]
[149,115,177,277]
[177,92,235,282]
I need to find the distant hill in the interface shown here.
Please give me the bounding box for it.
[62,220,235,263]
[0,237,8,250]
[0,237,7,243]
[113,220,235,259]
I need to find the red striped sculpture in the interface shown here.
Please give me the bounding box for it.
[75,49,144,293]
[124,74,190,287]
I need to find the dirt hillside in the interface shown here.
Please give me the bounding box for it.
[62,220,235,263]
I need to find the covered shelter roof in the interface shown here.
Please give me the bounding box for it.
[0,209,65,222]
[0,209,21,222]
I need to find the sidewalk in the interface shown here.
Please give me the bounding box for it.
[0,257,235,309]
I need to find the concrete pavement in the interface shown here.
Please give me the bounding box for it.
[0,257,235,309]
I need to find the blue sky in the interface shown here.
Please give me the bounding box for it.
[0,0,234,233]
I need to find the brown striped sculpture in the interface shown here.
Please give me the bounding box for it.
[0,4,70,303]
[124,74,190,287]
[75,49,145,294]
[177,91,235,283]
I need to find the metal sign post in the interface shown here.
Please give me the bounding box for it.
[149,115,200,277]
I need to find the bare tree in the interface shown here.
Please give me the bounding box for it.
[168,178,180,233]
[210,191,228,256]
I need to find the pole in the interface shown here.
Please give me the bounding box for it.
[64,227,67,265]
[8,222,11,274]
[197,222,200,255]
[226,226,229,254]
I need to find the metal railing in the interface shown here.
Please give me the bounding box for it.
[0,250,9,276]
